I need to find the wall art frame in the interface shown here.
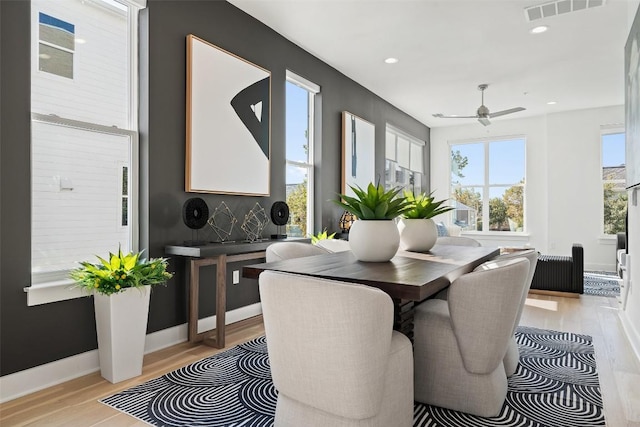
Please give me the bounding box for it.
[186,34,271,195]
[341,111,375,197]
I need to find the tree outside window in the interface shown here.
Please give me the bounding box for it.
[602,131,626,235]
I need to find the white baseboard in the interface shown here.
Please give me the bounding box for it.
[620,310,640,365]
[0,303,262,403]
[585,262,616,272]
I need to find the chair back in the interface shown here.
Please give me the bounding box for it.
[314,238,351,253]
[265,241,328,262]
[448,257,529,374]
[259,270,394,419]
[489,249,538,329]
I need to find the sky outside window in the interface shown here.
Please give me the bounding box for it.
[285,82,309,184]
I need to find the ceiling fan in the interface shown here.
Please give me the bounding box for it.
[432,84,526,126]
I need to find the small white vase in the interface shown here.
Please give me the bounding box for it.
[94,285,151,383]
[348,220,400,262]
[397,218,437,252]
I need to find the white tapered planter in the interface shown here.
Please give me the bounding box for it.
[93,285,151,383]
[397,218,437,252]
[348,220,400,262]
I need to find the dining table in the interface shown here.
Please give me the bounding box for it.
[242,244,500,338]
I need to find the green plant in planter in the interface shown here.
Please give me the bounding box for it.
[402,190,455,219]
[70,247,173,296]
[333,182,412,220]
[311,228,336,244]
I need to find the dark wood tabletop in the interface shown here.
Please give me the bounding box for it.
[242,244,500,301]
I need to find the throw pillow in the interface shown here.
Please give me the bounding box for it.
[436,222,449,237]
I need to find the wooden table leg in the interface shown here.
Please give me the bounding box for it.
[393,298,415,341]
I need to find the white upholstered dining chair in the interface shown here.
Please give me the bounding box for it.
[259,270,414,427]
[486,249,538,376]
[265,241,328,262]
[413,257,530,417]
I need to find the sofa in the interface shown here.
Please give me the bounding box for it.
[530,244,584,294]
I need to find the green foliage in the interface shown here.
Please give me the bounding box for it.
[402,191,454,219]
[286,180,308,237]
[603,183,628,234]
[311,228,336,244]
[70,247,173,296]
[451,150,469,182]
[333,182,412,220]
[489,197,508,230]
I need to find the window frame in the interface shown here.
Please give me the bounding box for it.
[600,126,626,237]
[285,70,319,238]
[26,0,143,306]
[449,135,527,234]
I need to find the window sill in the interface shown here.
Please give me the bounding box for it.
[460,231,530,240]
[24,279,91,306]
[597,235,617,245]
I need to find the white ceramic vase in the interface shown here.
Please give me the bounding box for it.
[93,285,151,383]
[397,218,438,252]
[348,219,400,262]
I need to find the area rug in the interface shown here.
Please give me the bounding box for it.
[101,327,604,427]
[584,271,621,297]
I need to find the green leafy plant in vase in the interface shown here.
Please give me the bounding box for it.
[70,247,174,383]
[333,182,412,262]
[311,228,336,244]
[70,247,173,296]
[398,191,454,252]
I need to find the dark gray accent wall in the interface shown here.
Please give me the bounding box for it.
[0,0,429,377]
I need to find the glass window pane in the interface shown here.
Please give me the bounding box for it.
[410,142,423,173]
[32,0,130,128]
[31,121,131,274]
[451,143,483,186]
[489,139,525,184]
[385,132,396,160]
[602,133,626,167]
[397,137,410,169]
[603,186,627,234]
[285,81,310,163]
[285,164,308,237]
[451,186,482,231]
[39,44,73,79]
[602,132,626,234]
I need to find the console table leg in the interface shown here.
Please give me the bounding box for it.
[216,254,227,348]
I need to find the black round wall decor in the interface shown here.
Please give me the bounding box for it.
[270,201,290,226]
[182,197,209,230]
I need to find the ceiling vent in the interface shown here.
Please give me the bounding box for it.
[524,0,606,21]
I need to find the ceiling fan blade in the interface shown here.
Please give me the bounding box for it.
[489,107,526,118]
[432,113,478,119]
[478,117,491,126]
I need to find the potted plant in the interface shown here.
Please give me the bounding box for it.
[70,248,173,383]
[333,182,412,261]
[398,191,455,252]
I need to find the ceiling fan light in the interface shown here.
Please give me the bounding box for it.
[478,117,491,126]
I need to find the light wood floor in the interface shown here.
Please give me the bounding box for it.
[1,293,639,427]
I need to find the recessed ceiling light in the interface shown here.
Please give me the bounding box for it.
[75,38,87,44]
[547,101,557,105]
[384,57,399,64]
[530,25,549,34]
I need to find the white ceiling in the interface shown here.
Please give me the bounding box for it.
[228,0,633,128]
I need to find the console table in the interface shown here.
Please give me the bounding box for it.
[165,238,309,348]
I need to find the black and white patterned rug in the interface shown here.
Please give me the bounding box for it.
[584,271,621,297]
[101,326,604,427]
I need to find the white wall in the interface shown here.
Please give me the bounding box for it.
[431,105,624,271]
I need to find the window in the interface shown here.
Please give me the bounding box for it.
[29,0,142,305]
[285,71,319,237]
[602,129,626,235]
[385,125,424,194]
[450,137,526,232]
